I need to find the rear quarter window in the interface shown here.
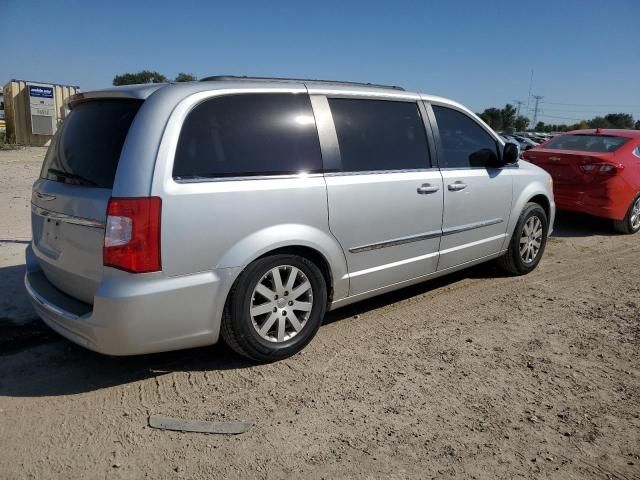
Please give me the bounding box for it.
[173,93,322,179]
[41,100,142,188]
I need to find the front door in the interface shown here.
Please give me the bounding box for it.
[429,104,513,270]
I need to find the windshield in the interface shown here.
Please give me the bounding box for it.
[41,99,142,188]
[543,134,627,153]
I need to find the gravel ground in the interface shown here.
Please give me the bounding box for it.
[0,148,638,479]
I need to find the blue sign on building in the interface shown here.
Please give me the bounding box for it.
[29,85,54,99]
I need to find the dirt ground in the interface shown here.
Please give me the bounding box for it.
[0,148,638,480]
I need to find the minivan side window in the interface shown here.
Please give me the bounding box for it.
[432,105,499,169]
[173,93,322,179]
[328,98,431,172]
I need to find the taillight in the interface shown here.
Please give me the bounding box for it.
[579,162,623,175]
[104,197,162,273]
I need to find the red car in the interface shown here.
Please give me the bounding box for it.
[523,129,640,233]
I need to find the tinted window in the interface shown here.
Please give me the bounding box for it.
[328,98,430,172]
[41,100,142,188]
[173,94,322,179]
[544,134,628,153]
[432,106,499,168]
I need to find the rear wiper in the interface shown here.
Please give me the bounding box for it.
[47,168,97,186]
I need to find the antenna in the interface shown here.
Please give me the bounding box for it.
[531,95,543,129]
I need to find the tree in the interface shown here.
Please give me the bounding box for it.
[174,72,197,82]
[500,104,517,131]
[514,115,530,131]
[635,120,640,130]
[112,71,197,86]
[589,116,610,129]
[478,108,503,130]
[534,121,546,132]
[113,70,168,86]
[603,113,634,129]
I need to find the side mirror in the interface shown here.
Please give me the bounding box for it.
[502,142,519,165]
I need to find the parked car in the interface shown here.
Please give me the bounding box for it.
[514,136,539,150]
[500,135,522,153]
[523,129,640,233]
[25,76,555,361]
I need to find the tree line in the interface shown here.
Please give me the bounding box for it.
[477,104,640,133]
[112,71,197,86]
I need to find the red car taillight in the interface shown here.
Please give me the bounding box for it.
[579,162,624,175]
[104,197,162,273]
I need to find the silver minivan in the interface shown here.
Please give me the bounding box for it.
[25,76,555,361]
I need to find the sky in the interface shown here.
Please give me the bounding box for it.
[2,0,639,124]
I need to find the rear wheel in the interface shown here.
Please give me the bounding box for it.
[498,202,549,275]
[613,194,640,234]
[221,254,327,362]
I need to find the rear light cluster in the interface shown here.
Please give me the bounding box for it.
[579,163,624,175]
[104,197,162,273]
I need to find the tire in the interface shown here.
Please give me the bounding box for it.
[221,254,327,362]
[498,202,549,275]
[613,194,640,234]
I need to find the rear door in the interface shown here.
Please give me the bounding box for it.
[429,104,513,270]
[31,99,142,303]
[314,95,443,296]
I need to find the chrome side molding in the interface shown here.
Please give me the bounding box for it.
[349,218,504,253]
[349,230,441,253]
[442,218,503,236]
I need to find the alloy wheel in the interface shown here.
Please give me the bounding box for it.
[630,198,640,231]
[519,215,543,264]
[249,265,314,343]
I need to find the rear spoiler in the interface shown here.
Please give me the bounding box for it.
[66,83,166,109]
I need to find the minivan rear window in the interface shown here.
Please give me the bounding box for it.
[41,100,142,188]
[543,134,628,153]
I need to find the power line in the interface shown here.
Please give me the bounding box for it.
[538,113,586,121]
[541,107,638,114]
[542,101,640,108]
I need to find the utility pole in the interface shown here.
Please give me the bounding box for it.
[531,95,543,129]
[526,69,534,116]
[514,100,525,117]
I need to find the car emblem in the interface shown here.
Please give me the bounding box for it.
[549,156,561,161]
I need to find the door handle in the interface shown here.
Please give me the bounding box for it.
[417,183,440,195]
[448,181,467,192]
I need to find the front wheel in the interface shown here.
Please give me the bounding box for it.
[498,202,549,275]
[613,194,640,234]
[221,254,327,362]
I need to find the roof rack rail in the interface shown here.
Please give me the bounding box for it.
[199,75,405,91]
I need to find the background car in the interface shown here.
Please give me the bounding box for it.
[513,135,540,150]
[523,129,640,233]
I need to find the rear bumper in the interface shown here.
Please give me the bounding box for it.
[554,186,630,221]
[25,245,233,355]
